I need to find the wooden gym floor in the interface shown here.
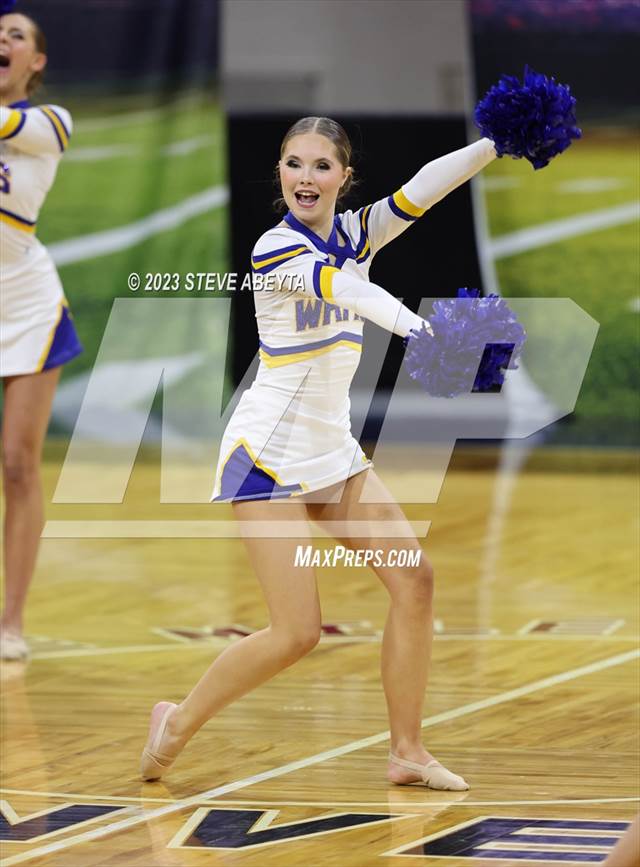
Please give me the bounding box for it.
[1,444,638,866]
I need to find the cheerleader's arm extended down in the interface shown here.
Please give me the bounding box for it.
[252,242,428,339]
[0,103,72,156]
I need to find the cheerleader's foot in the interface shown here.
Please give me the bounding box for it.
[0,629,29,661]
[388,750,469,791]
[140,701,186,781]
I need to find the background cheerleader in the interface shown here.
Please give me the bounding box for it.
[0,5,82,660]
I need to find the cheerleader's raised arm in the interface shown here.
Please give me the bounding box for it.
[401,138,496,213]
[251,140,496,339]
[361,137,496,254]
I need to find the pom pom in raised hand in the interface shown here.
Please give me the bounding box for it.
[403,289,526,398]
[0,1,17,15]
[474,66,581,169]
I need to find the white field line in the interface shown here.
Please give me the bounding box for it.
[66,135,216,163]
[2,648,637,866]
[48,186,228,267]
[628,297,640,313]
[65,144,139,163]
[2,789,638,809]
[73,107,175,133]
[162,134,215,156]
[490,201,639,259]
[72,96,207,133]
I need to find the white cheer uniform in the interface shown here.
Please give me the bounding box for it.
[212,138,496,502]
[0,100,82,376]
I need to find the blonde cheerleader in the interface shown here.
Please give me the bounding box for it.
[141,116,500,791]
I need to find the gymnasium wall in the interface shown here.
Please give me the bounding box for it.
[222,0,470,115]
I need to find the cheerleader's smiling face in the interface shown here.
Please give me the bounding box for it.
[0,14,46,101]
[279,133,351,232]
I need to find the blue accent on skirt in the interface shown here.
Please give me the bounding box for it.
[214,443,303,502]
[42,306,83,370]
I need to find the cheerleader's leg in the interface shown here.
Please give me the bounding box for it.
[1,367,61,655]
[306,469,468,791]
[141,498,321,780]
[603,813,640,866]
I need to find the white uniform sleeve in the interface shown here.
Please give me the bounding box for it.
[0,105,72,157]
[351,138,496,258]
[252,232,424,338]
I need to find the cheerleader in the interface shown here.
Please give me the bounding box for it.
[0,9,82,660]
[141,117,500,790]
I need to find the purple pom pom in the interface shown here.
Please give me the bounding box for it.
[403,288,526,398]
[0,0,17,15]
[474,66,581,169]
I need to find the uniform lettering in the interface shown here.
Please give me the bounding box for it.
[295,299,323,331]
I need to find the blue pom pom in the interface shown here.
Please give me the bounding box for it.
[0,0,17,15]
[474,66,581,169]
[403,288,526,398]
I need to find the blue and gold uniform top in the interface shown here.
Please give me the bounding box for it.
[213,139,496,501]
[0,100,72,265]
[250,187,427,379]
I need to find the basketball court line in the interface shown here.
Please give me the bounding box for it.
[24,632,638,661]
[2,788,638,810]
[2,648,637,866]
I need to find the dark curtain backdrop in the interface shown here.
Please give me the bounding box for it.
[17,0,218,88]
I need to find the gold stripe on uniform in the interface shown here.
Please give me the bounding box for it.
[0,211,37,234]
[40,106,70,150]
[251,245,309,270]
[393,188,426,219]
[259,338,362,368]
[0,109,23,139]
[318,265,339,302]
[356,204,372,261]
